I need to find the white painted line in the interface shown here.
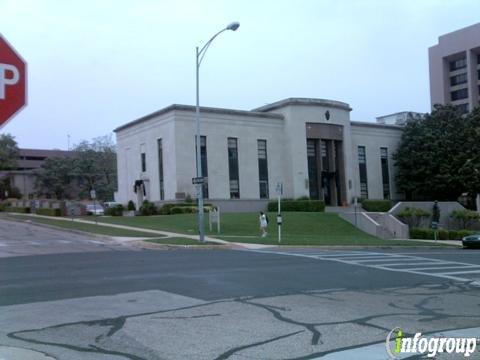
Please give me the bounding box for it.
[437,269,480,275]
[375,262,440,267]
[405,265,480,271]
[352,257,430,263]
[318,252,381,258]
[331,255,400,260]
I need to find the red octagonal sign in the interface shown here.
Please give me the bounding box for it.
[0,34,27,128]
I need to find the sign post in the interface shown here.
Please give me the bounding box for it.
[276,182,283,244]
[90,189,97,225]
[0,34,27,128]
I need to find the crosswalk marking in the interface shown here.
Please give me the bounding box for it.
[254,249,480,285]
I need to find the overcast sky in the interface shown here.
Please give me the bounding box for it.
[1,0,480,150]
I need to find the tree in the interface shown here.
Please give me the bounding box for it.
[0,133,19,170]
[71,135,117,201]
[393,104,480,201]
[35,157,76,199]
[35,135,117,200]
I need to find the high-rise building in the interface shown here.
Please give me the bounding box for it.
[429,23,480,113]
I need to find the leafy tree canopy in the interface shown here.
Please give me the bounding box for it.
[393,104,480,201]
[0,133,19,170]
[35,135,117,200]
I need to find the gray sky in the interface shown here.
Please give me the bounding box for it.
[1,0,480,150]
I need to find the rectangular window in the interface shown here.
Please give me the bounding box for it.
[450,73,467,86]
[456,103,469,114]
[257,140,269,199]
[307,139,319,199]
[358,146,368,199]
[228,138,240,199]
[157,139,164,200]
[451,88,468,101]
[141,153,146,172]
[449,58,466,71]
[380,147,390,200]
[195,136,209,199]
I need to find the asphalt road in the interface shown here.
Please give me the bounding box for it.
[1,219,480,359]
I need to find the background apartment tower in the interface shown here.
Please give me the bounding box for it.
[429,23,480,113]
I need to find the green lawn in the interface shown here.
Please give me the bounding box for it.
[145,237,220,245]
[86,212,442,246]
[9,215,161,238]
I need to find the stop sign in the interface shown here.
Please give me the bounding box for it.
[0,34,27,128]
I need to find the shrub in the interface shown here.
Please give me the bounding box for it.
[170,206,184,215]
[5,206,31,213]
[437,229,449,240]
[448,229,474,240]
[450,209,480,229]
[397,207,431,228]
[36,208,62,216]
[361,199,392,212]
[267,200,325,212]
[105,205,124,216]
[0,202,9,212]
[159,203,176,215]
[127,200,136,211]
[410,227,435,239]
[410,227,474,240]
[159,203,213,215]
[139,200,158,216]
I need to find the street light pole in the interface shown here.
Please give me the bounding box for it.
[195,22,240,242]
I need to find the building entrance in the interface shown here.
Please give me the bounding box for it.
[306,123,346,206]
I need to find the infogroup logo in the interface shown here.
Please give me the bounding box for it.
[385,327,477,359]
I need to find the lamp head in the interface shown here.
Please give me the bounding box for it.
[226,22,240,31]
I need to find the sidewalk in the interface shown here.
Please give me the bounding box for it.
[7,213,274,250]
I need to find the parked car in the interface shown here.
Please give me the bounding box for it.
[103,201,122,209]
[86,204,104,216]
[462,234,480,248]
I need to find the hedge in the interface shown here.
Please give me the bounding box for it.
[410,227,474,240]
[170,206,213,215]
[139,200,158,216]
[36,208,62,217]
[267,200,325,212]
[6,206,31,213]
[105,205,124,216]
[361,199,392,212]
[159,203,213,215]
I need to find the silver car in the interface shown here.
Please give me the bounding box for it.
[86,204,104,216]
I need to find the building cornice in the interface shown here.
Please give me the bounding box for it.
[253,98,352,112]
[350,121,404,130]
[114,104,284,133]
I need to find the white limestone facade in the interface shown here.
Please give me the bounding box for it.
[114,98,405,210]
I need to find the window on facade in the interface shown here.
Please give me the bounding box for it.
[456,103,469,114]
[257,140,269,199]
[358,146,368,199]
[141,153,146,172]
[451,88,468,101]
[228,137,240,199]
[450,73,467,86]
[307,139,319,199]
[195,136,209,199]
[320,140,329,171]
[380,147,390,200]
[157,139,164,200]
[449,58,466,71]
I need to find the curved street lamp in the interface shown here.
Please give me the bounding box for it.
[196,22,240,242]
